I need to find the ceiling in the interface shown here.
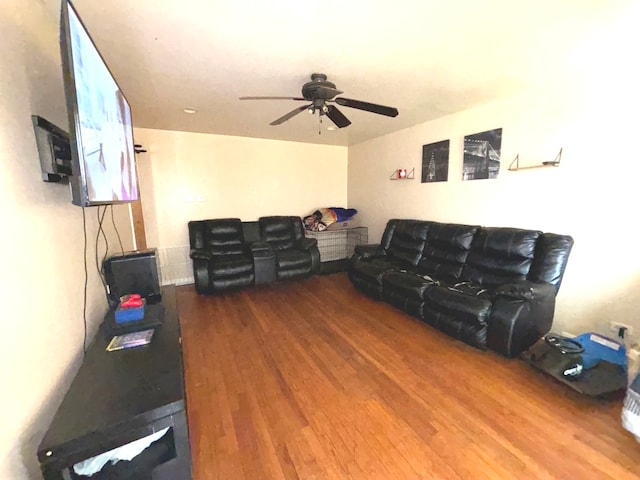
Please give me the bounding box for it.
[59,0,619,146]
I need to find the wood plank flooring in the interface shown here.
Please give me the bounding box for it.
[177,273,640,480]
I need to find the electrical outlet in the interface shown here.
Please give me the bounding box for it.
[610,321,633,337]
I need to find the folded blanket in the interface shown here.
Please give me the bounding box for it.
[303,207,358,231]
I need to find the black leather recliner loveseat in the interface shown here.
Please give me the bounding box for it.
[188,216,320,294]
[349,219,574,357]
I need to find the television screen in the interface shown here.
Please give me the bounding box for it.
[60,0,139,206]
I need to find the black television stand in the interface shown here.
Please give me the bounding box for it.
[37,285,191,479]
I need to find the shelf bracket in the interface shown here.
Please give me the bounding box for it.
[389,168,415,180]
[508,148,562,171]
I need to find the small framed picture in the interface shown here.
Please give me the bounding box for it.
[422,140,450,183]
[463,128,502,180]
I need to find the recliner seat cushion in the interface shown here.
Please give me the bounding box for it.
[381,270,435,301]
[350,257,409,299]
[424,286,493,326]
[276,250,312,279]
[421,304,488,350]
[381,270,436,319]
[422,282,491,350]
[208,254,255,291]
[211,275,254,290]
[352,257,412,283]
[209,254,254,277]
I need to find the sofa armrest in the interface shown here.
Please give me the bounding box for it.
[190,249,212,261]
[353,244,384,260]
[297,238,318,251]
[487,281,557,358]
[189,254,212,294]
[296,238,320,273]
[249,241,273,257]
[494,280,556,301]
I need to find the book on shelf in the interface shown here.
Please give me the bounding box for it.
[106,328,155,352]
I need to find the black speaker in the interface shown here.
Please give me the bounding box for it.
[104,249,161,305]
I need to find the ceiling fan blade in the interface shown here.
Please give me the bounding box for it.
[314,86,344,99]
[334,97,399,117]
[325,105,351,128]
[240,96,305,101]
[270,104,311,125]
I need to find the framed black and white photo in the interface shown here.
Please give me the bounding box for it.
[463,128,502,180]
[421,139,450,183]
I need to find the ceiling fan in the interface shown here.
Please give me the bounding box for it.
[239,73,399,129]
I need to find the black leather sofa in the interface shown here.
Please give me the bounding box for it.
[349,219,574,357]
[188,216,320,294]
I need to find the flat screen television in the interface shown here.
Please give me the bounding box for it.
[60,0,139,206]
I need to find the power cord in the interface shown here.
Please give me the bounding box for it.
[82,206,88,356]
[95,207,109,299]
[81,205,131,355]
[110,204,125,255]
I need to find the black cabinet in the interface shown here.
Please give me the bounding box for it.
[37,285,191,479]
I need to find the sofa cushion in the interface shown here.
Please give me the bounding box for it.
[421,304,488,350]
[529,233,575,291]
[387,221,430,265]
[204,218,247,256]
[424,285,493,326]
[352,257,406,282]
[209,254,254,277]
[259,216,296,251]
[349,257,409,299]
[461,227,541,287]
[418,223,479,282]
[276,250,312,273]
[381,270,436,301]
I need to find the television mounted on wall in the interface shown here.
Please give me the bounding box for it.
[60,0,139,207]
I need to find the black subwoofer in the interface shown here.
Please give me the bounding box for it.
[103,249,161,304]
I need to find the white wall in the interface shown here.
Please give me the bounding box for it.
[1,2,134,478]
[348,3,640,340]
[134,128,348,248]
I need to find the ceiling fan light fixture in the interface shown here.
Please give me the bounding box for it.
[327,126,338,131]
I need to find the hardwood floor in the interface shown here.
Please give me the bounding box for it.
[177,273,640,480]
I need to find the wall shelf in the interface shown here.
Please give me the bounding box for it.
[390,168,415,180]
[508,148,562,171]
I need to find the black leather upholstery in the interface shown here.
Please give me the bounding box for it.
[188,215,320,294]
[188,218,254,294]
[462,228,541,287]
[418,223,478,282]
[350,219,574,357]
[259,216,320,280]
[386,220,430,265]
